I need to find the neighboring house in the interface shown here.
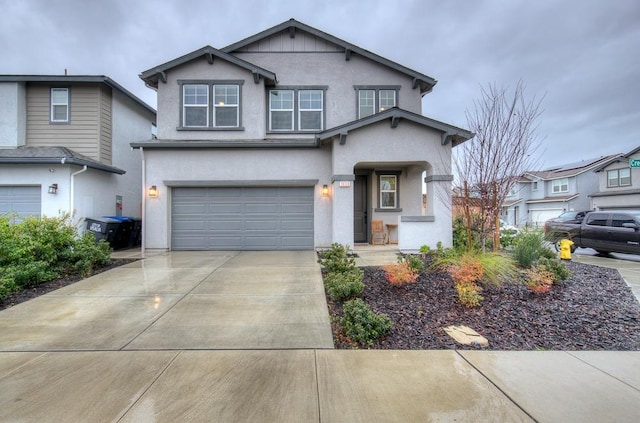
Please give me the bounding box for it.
[501,155,620,227]
[0,75,156,225]
[590,146,640,210]
[132,19,472,252]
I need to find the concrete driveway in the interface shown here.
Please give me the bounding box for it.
[0,250,334,351]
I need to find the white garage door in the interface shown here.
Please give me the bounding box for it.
[171,186,314,250]
[0,186,41,220]
[530,208,563,227]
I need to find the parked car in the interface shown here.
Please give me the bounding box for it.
[499,219,519,236]
[544,210,640,255]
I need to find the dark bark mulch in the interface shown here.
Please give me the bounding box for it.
[327,261,640,350]
[0,259,138,311]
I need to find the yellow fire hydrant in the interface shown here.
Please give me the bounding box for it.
[559,239,574,260]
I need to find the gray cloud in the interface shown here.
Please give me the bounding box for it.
[1,0,638,167]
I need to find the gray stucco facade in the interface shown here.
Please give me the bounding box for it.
[134,19,471,251]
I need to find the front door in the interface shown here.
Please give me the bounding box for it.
[354,175,367,243]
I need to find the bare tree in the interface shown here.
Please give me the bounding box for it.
[455,80,543,251]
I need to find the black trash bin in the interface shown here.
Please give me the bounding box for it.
[129,218,142,247]
[102,216,134,250]
[86,217,121,248]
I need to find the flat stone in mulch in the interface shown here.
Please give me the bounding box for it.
[327,261,640,350]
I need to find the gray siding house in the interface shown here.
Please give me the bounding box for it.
[133,19,472,252]
[0,75,156,223]
[590,146,640,210]
[502,155,619,227]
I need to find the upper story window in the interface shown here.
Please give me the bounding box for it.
[355,86,399,119]
[180,81,242,130]
[607,168,631,187]
[552,178,569,193]
[531,181,538,191]
[50,88,69,123]
[269,87,325,132]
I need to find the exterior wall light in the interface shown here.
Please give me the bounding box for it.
[148,185,158,198]
[322,184,329,197]
[48,183,58,194]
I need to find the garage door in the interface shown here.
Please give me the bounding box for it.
[0,186,41,220]
[529,208,563,227]
[171,187,314,250]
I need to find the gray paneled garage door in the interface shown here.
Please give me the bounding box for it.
[171,186,314,250]
[0,186,41,220]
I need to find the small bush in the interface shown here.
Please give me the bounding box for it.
[448,255,484,285]
[324,269,364,301]
[398,254,424,272]
[474,252,518,287]
[525,265,555,293]
[512,231,549,268]
[537,257,570,282]
[341,298,392,345]
[67,234,112,276]
[383,262,419,286]
[455,281,484,307]
[317,243,356,273]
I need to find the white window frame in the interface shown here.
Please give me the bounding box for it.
[50,88,69,123]
[607,168,631,187]
[379,89,396,112]
[183,84,209,128]
[379,175,397,209]
[552,178,569,193]
[358,90,375,119]
[213,84,239,128]
[531,181,538,191]
[269,90,294,131]
[298,89,323,131]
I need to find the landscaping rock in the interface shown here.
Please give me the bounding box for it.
[444,325,489,346]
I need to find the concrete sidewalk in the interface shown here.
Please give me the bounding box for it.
[1,250,639,422]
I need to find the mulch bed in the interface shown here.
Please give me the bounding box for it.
[326,261,640,350]
[0,259,138,311]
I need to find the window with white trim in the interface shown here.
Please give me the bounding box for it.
[50,88,69,122]
[183,84,209,127]
[356,87,398,119]
[379,175,397,209]
[181,81,242,129]
[214,85,239,127]
[531,181,538,191]
[552,178,569,193]
[607,168,631,187]
[269,88,325,132]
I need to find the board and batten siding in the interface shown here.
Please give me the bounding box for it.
[99,85,112,164]
[26,84,112,164]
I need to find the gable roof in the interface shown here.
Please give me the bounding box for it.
[524,154,621,180]
[593,145,640,172]
[0,146,126,174]
[0,75,156,116]
[139,45,277,89]
[221,18,437,95]
[316,108,473,147]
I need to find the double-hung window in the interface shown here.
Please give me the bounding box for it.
[355,86,399,119]
[375,171,402,211]
[183,84,209,127]
[181,81,242,129]
[269,88,325,132]
[50,88,69,123]
[552,178,569,193]
[607,168,631,187]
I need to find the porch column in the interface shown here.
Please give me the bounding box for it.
[331,175,355,247]
[425,174,454,247]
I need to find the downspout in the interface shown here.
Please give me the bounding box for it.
[140,147,146,258]
[69,164,88,217]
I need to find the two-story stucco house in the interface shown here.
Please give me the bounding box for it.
[0,75,156,224]
[502,154,620,227]
[133,19,472,252]
[590,146,640,210]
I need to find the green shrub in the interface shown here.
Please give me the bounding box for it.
[512,231,551,268]
[341,298,392,345]
[324,269,364,301]
[537,257,570,282]
[67,234,112,276]
[475,252,518,287]
[397,254,424,272]
[317,243,356,273]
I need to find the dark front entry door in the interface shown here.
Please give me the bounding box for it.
[354,175,367,243]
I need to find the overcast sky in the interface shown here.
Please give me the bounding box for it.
[1,0,638,168]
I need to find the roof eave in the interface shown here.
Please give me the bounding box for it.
[0,157,125,174]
